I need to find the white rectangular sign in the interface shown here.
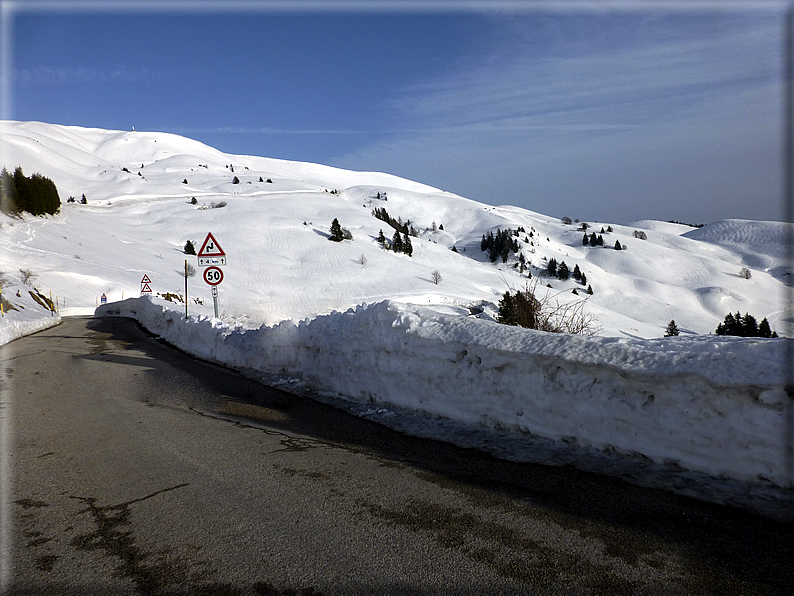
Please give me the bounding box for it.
[198,256,226,266]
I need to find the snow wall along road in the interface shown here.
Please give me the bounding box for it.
[99,297,791,491]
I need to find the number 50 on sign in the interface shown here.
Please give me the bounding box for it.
[203,266,223,286]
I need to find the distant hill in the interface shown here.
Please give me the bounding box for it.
[1,120,790,338]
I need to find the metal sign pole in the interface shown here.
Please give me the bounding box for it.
[184,260,189,319]
[212,286,219,318]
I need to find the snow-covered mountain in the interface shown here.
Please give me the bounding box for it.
[1,121,791,517]
[1,120,789,338]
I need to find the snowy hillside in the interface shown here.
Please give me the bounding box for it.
[1,121,791,517]
[1,120,789,338]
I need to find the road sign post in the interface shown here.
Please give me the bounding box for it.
[197,233,227,318]
[203,265,224,317]
[197,233,226,266]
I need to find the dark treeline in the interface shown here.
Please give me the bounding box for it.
[0,167,60,216]
[715,312,777,338]
[372,206,418,237]
[480,228,521,263]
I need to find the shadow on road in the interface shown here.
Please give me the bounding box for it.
[83,315,794,594]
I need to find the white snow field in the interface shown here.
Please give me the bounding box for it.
[1,121,792,516]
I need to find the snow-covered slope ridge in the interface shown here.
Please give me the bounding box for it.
[1,121,790,339]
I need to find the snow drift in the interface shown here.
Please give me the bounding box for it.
[98,297,791,493]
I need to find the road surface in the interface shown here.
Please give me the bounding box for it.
[1,316,792,594]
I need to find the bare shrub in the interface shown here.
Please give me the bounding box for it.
[19,268,37,286]
[431,269,442,284]
[357,254,367,266]
[498,279,599,336]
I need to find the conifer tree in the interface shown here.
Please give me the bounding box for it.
[497,291,517,326]
[759,318,774,338]
[13,167,30,213]
[376,229,386,246]
[557,261,570,280]
[329,218,344,242]
[583,233,589,246]
[0,167,16,214]
[572,264,582,281]
[664,320,680,337]
[741,313,758,337]
[615,240,622,250]
[392,230,403,253]
[547,258,557,277]
[402,233,413,256]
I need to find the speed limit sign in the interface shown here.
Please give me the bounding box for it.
[203,266,224,286]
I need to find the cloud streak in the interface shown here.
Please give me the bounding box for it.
[332,12,785,224]
[14,65,173,86]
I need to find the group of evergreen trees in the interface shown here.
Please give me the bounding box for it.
[583,232,605,247]
[0,167,60,216]
[547,258,592,294]
[715,312,777,338]
[480,228,520,263]
[377,228,413,256]
[547,259,586,284]
[372,207,418,237]
[583,229,623,250]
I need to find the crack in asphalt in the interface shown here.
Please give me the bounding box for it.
[69,483,191,595]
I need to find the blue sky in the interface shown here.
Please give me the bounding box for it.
[2,0,790,224]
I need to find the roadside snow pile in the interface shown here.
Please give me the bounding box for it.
[99,297,791,488]
[0,281,61,345]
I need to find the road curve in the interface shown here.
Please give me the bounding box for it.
[1,316,792,595]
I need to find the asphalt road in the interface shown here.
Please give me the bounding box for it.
[1,316,792,595]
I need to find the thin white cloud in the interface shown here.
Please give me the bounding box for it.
[387,15,780,132]
[179,126,368,136]
[14,65,174,86]
[332,12,785,223]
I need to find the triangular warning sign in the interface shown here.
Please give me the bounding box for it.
[141,274,151,284]
[198,232,225,257]
[141,283,152,293]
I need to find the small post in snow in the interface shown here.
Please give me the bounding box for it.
[184,260,189,319]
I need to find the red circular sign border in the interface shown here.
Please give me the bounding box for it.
[203,266,224,286]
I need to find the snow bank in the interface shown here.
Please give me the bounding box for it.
[0,315,60,346]
[0,283,61,345]
[98,297,791,489]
